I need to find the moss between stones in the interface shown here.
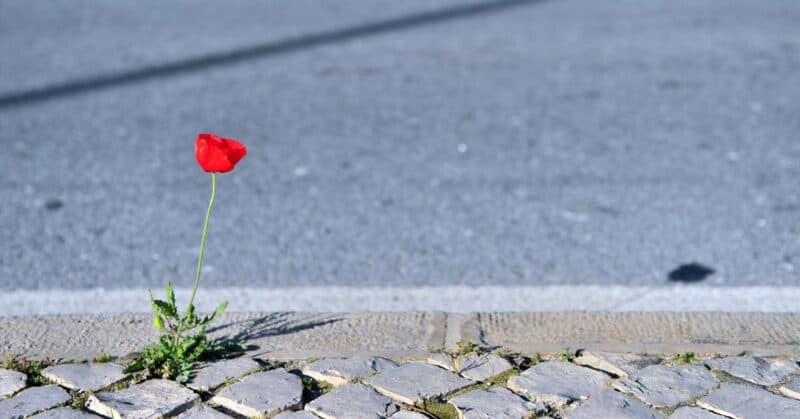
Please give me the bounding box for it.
[300,374,333,402]
[2,354,53,386]
[416,400,459,419]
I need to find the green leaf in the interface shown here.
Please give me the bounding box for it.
[165,282,176,309]
[151,299,178,320]
[122,361,145,374]
[153,315,165,330]
[203,301,228,325]
[159,335,175,352]
[148,289,178,319]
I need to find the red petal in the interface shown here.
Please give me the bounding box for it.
[195,133,246,173]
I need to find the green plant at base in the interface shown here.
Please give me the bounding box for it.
[127,281,227,382]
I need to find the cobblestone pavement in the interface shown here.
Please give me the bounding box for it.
[2,349,800,418]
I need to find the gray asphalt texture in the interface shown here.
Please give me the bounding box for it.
[1,0,799,290]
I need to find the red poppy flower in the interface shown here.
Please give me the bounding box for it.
[194,133,247,173]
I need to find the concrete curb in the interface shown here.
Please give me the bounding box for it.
[2,312,799,360]
[5,286,800,314]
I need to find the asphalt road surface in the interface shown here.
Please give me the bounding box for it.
[1,0,799,299]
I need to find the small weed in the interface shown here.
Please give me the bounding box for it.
[456,340,477,355]
[3,355,54,386]
[416,400,459,419]
[532,352,542,365]
[71,392,91,409]
[674,352,696,365]
[301,375,333,402]
[93,353,115,363]
[559,347,577,362]
[486,368,520,387]
[1,354,13,370]
[109,378,133,392]
[306,357,319,364]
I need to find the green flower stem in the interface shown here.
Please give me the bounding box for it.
[175,172,216,349]
[188,172,216,311]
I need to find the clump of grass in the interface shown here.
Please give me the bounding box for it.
[92,353,116,363]
[673,352,696,365]
[455,341,477,356]
[2,354,54,386]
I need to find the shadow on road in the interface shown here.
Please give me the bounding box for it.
[0,0,546,109]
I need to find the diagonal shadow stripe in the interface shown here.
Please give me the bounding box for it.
[0,0,546,109]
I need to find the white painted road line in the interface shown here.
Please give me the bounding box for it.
[1,286,800,315]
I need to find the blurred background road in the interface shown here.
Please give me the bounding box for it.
[1,0,799,311]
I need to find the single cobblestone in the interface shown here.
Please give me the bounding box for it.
[389,411,428,419]
[30,407,103,418]
[303,356,398,386]
[274,411,321,419]
[670,406,727,419]
[363,362,474,405]
[41,363,127,392]
[697,384,800,419]
[455,352,513,382]
[306,383,398,418]
[506,361,609,408]
[568,389,664,419]
[574,351,661,378]
[612,365,718,408]
[448,387,543,419]
[210,369,302,417]
[0,368,26,398]
[87,379,199,418]
[175,405,233,418]
[186,357,261,392]
[427,353,455,371]
[0,385,72,418]
[779,375,800,400]
[704,357,800,386]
